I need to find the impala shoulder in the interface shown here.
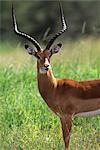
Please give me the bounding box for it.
[56,78,80,88]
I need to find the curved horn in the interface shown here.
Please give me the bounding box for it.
[46,1,68,50]
[12,5,41,51]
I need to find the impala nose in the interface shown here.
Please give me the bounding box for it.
[44,64,49,68]
[44,58,49,68]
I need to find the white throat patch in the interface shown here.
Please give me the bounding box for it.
[39,67,47,74]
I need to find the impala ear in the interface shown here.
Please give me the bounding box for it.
[51,43,62,55]
[25,44,36,56]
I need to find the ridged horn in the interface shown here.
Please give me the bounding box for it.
[45,1,68,50]
[12,5,41,51]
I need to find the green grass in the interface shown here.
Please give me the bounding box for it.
[0,38,100,150]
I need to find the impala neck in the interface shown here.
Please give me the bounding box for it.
[37,62,57,101]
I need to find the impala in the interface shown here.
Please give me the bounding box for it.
[12,3,100,150]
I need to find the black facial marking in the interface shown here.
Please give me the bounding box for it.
[25,44,29,49]
[25,44,33,55]
[57,43,62,47]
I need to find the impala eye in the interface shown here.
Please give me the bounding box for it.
[37,56,41,60]
[37,55,42,60]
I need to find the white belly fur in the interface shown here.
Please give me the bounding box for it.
[75,109,100,117]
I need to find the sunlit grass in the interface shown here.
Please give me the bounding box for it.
[0,37,100,150]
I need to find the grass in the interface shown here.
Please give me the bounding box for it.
[0,37,100,150]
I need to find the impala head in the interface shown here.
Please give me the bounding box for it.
[24,43,62,74]
[12,2,68,74]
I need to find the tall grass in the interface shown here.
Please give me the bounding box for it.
[0,38,100,150]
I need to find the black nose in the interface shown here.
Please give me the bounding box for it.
[44,64,49,68]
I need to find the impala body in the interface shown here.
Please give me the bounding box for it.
[12,2,100,150]
[38,74,100,117]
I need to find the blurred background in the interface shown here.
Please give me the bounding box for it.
[0,0,100,67]
[0,0,100,43]
[0,1,100,149]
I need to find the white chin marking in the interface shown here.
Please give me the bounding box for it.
[39,68,47,74]
[75,109,100,117]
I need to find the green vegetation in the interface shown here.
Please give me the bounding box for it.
[0,38,100,150]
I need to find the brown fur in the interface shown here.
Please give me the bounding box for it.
[37,63,100,150]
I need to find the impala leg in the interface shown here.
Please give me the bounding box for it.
[60,115,72,150]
